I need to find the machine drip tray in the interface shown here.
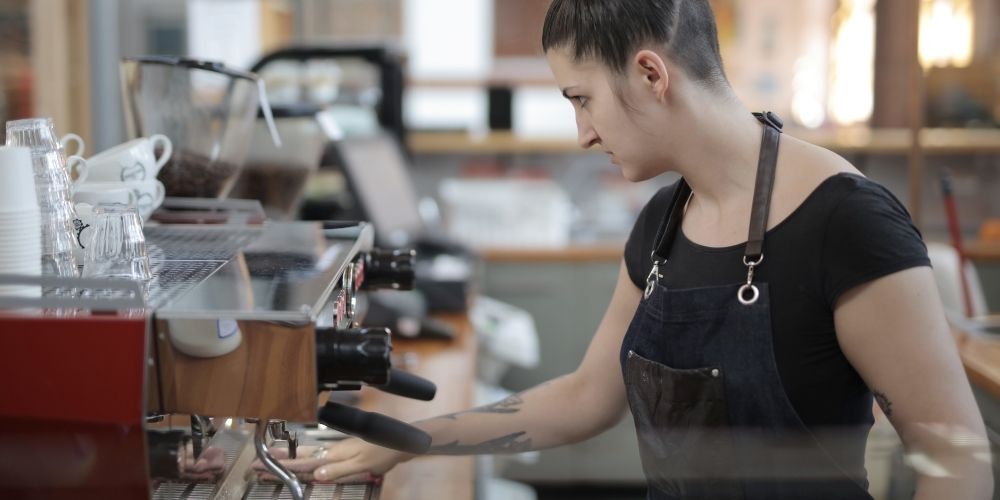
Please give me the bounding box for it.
[152,481,380,500]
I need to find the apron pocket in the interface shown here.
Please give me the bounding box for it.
[625,351,743,499]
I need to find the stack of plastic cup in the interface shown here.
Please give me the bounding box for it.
[0,146,42,298]
[5,118,84,277]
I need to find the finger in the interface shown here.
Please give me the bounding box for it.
[259,445,324,461]
[251,457,330,473]
[191,447,225,472]
[314,461,367,482]
[321,472,374,483]
[257,470,316,483]
[250,445,328,470]
[324,441,360,462]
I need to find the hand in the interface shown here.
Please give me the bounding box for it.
[254,439,414,483]
[179,444,225,481]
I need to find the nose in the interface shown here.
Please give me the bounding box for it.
[576,113,599,149]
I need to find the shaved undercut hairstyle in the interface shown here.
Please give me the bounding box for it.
[542,0,729,90]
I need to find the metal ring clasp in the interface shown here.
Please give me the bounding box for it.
[738,284,759,305]
[738,254,763,305]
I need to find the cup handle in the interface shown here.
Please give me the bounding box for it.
[60,133,85,158]
[67,156,89,185]
[153,180,166,207]
[151,134,173,171]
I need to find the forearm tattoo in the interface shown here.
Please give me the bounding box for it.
[425,393,533,454]
[434,393,525,421]
[428,431,533,455]
[874,390,894,419]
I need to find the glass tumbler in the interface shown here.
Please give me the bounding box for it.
[81,203,151,281]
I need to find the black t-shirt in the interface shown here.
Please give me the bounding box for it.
[624,172,930,467]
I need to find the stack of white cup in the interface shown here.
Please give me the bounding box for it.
[0,147,42,298]
[75,134,171,223]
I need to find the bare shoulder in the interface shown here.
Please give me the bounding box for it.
[782,133,860,183]
[768,133,861,227]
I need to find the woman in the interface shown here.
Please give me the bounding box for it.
[273,1,992,498]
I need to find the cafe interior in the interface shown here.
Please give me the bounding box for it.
[1,0,1000,499]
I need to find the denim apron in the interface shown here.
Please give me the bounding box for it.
[620,112,873,500]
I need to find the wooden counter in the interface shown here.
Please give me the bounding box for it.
[965,241,1000,262]
[953,322,1000,399]
[480,244,623,263]
[357,314,478,500]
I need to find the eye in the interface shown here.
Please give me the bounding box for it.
[573,95,589,108]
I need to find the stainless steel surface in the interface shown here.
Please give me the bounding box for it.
[0,274,145,310]
[254,421,305,500]
[150,222,374,321]
[0,222,374,319]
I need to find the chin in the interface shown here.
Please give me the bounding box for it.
[619,164,657,183]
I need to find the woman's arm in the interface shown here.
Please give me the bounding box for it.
[301,261,642,481]
[835,266,993,499]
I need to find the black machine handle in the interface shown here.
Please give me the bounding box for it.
[381,368,437,401]
[318,401,431,455]
[363,249,416,290]
[316,328,438,401]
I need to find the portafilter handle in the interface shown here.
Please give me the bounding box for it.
[318,401,432,455]
[316,327,438,401]
[381,368,437,401]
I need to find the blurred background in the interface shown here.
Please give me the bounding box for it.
[1,1,1000,499]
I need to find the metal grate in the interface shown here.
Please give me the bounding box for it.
[154,480,378,500]
[205,429,249,470]
[42,259,225,311]
[153,482,191,500]
[145,225,261,261]
[146,260,226,309]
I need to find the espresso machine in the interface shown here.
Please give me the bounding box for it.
[0,221,434,500]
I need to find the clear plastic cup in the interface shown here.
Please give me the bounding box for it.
[5,118,61,154]
[81,203,151,281]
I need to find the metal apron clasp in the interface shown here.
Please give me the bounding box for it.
[738,255,763,305]
[644,261,663,299]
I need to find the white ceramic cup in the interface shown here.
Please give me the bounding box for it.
[128,180,166,220]
[60,133,85,158]
[0,146,39,213]
[86,134,172,182]
[66,155,89,185]
[72,184,137,207]
[75,180,164,220]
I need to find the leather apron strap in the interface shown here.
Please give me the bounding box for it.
[646,112,783,303]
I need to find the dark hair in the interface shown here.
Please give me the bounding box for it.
[542,0,728,89]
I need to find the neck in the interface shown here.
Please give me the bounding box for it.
[661,87,764,212]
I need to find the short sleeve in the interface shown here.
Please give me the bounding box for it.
[821,180,930,307]
[624,184,678,290]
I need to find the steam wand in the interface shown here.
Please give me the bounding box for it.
[253,420,304,500]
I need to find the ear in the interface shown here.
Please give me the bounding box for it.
[634,50,670,101]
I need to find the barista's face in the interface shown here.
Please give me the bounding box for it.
[546,48,666,182]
